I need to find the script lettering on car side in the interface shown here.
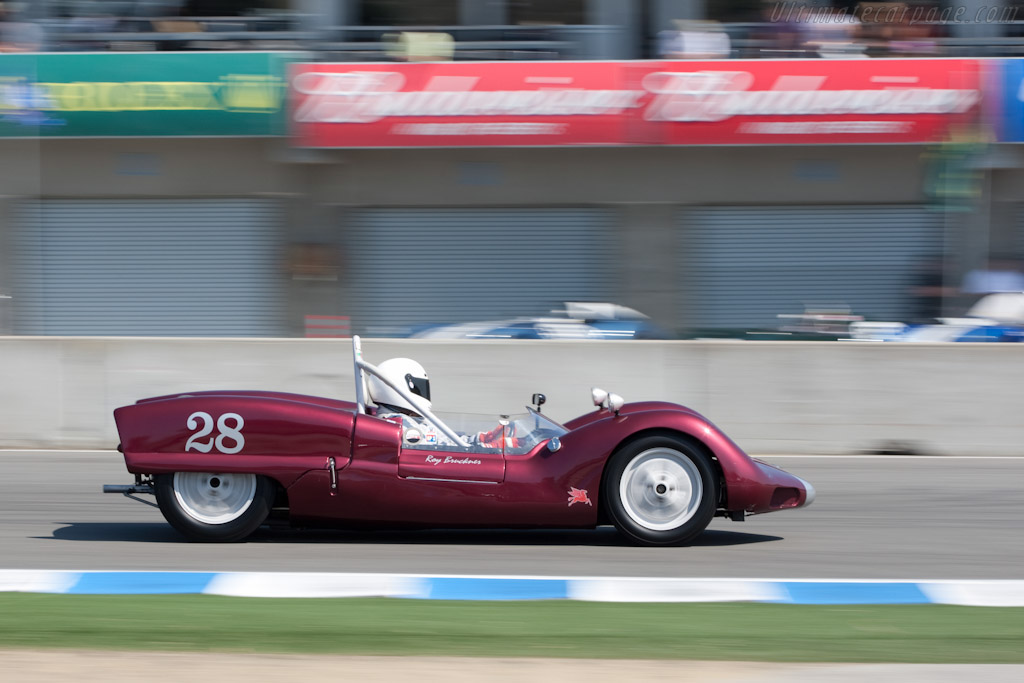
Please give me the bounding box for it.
[425,454,482,466]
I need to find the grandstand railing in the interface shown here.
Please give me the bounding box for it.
[30,16,1024,59]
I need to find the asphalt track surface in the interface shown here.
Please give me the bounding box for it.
[2,452,1022,579]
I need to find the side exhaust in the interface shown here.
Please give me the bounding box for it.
[103,475,157,507]
[103,483,154,495]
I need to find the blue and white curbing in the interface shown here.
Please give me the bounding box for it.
[1,571,1023,606]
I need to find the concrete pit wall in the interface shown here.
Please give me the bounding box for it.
[1,337,1020,455]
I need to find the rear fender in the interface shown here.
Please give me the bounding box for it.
[137,390,359,412]
[114,395,355,489]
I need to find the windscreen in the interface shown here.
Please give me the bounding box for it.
[504,409,568,455]
[396,409,567,455]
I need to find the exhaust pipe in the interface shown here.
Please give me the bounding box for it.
[103,484,154,495]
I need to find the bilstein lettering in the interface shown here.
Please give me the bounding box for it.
[642,70,979,122]
[292,70,644,123]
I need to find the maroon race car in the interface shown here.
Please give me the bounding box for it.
[104,337,814,545]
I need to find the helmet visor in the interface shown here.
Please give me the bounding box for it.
[404,373,431,402]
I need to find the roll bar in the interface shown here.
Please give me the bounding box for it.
[351,335,469,447]
[352,335,368,415]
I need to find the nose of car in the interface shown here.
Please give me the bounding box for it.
[796,477,815,507]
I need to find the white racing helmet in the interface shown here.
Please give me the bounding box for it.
[367,357,432,415]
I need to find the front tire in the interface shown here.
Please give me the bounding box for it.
[155,472,274,542]
[603,435,717,546]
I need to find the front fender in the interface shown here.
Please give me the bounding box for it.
[560,406,812,515]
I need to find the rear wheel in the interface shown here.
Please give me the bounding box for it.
[603,435,717,546]
[155,472,274,542]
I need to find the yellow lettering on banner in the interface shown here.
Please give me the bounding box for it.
[155,83,182,110]
[126,82,149,109]
[152,83,205,110]
[220,75,280,113]
[47,83,76,111]
[27,79,281,112]
[166,83,190,109]
[179,83,220,110]
[114,83,146,111]
[81,83,101,111]
[37,82,226,111]
[94,82,125,111]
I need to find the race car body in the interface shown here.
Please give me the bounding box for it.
[106,337,813,545]
[850,293,1024,342]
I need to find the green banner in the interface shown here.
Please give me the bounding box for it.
[0,52,295,137]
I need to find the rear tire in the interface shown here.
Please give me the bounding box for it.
[155,472,274,542]
[603,435,717,546]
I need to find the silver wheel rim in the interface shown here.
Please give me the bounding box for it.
[173,472,257,525]
[619,448,703,531]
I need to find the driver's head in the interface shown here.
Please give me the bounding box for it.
[368,357,431,415]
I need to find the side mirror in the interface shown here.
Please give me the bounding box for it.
[547,437,562,452]
[607,393,624,415]
[531,393,546,413]
[591,387,608,409]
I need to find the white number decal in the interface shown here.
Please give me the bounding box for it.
[185,412,214,453]
[185,411,245,454]
[215,413,245,455]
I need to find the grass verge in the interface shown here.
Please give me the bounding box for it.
[0,595,1022,663]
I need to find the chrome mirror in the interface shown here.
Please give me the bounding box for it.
[607,393,624,415]
[591,387,608,408]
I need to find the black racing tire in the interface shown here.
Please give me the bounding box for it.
[603,434,718,546]
[154,472,275,543]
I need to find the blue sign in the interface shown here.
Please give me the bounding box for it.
[995,58,1024,141]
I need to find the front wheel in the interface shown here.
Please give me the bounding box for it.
[155,472,274,542]
[603,435,717,546]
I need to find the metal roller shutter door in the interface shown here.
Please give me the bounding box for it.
[680,205,943,331]
[349,208,613,334]
[15,199,283,336]
[1017,205,1024,256]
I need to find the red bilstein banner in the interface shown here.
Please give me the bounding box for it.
[290,61,637,146]
[289,59,982,147]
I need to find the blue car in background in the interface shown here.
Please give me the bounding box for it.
[850,293,1024,342]
[410,302,668,340]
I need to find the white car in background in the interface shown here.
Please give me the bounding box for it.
[850,293,1024,343]
[410,302,668,340]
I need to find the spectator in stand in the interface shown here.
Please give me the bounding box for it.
[908,256,957,322]
[0,4,8,52]
[962,255,1024,308]
[806,13,867,58]
[0,3,44,52]
[887,8,939,56]
[658,20,731,59]
[751,1,805,58]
